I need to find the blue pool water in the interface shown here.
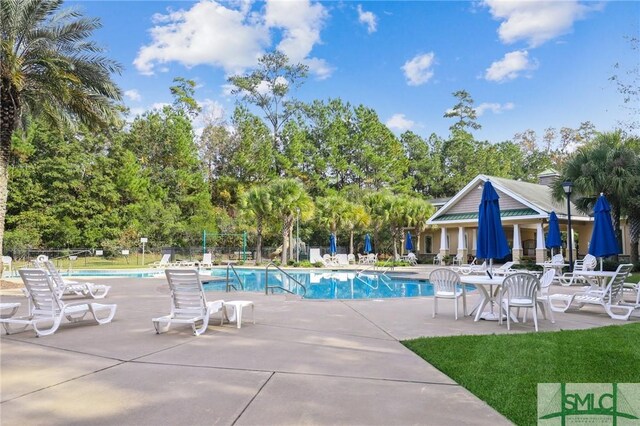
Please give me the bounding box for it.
[203,268,438,300]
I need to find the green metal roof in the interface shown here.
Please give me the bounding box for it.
[432,208,539,222]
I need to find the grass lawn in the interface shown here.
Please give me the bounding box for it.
[403,323,640,425]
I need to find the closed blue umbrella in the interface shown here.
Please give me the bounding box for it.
[405,232,414,252]
[329,233,337,255]
[545,211,562,254]
[588,194,620,259]
[476,181,510,264]
[364,234,372,254]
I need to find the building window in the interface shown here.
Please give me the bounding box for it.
[424,236,432,254]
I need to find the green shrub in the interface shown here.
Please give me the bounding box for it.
[287,259,296,266]
[313,261,324,268]
[295,260,313,268]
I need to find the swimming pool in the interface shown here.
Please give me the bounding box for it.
[203,268,438,300]
[63,269,164,278]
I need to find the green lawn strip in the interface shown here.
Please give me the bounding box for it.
[402,323,640,426]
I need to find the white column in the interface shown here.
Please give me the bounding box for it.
[535,222,546,264]
[440,227,448,256]
[471,229,477,255]
[512,224,522,262]
[457,226,467,262]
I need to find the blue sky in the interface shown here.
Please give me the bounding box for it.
[74,0,639,143]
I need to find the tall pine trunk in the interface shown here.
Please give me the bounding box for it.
[350,230,354,255]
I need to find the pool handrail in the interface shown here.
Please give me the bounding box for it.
[265,262,307,297]
[226,263,245,292]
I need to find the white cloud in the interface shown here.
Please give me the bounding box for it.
[357,4,377,33]
[124,89,142,101]
[134,0,331,79]
[483,0,597,47]
[304,57,335,80]
[402,52,436,86]
[386,113,414,131]
[485,50,538,82]
[475,102,515,116]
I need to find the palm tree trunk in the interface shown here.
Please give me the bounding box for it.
[350,230,354,255]
[629,213,640,265]
[289,225,294,261]
[0,85,17,266]
[255,221,263,264]
[281,216,292,264]
[612,205,622,261]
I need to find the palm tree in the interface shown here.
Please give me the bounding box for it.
[343,202,370,255]
[316,194,350,244]
[0,0,122,256]
[268,179,314,264]
[406,197,435,253]
[551,132,640,258]
[240,186,273,264]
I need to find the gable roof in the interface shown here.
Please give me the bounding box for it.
[427,174,590,225]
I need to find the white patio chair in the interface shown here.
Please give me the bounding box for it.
[406,253,418,266]
[551,253,564,264]
[451,254,464,266]
[623,280,639,305]
[0,269,116,337]
[357,254,368,264]
[1,256,13,278]
[347,254,356,264]
[499,273,541,331]
[433,253,444,265]
[532,269,556,323]
[558,254,597,286]
[43,260,110,299]
[430,268,466,320]
[553,264,635,320]
[153,269,225,336]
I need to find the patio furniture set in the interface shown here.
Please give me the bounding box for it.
[431,262,638,330]
[0,264,254,337]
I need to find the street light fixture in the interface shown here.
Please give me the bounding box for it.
[296,207,300,263]
[562,181,574,272]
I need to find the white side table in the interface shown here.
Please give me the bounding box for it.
[222,301,255,328]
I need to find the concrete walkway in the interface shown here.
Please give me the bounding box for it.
[0,272,634,425]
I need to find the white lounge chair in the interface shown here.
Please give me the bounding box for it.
[335,254,349,266]
[558,254,597,286]
[151,253,173,268]
[309,248,327,265]
[552,264,634,320]
[430,268,466,320]
[42,260,110,299]
[199,253,214,268]
[492,261,516,276]
[460,260,487,275]
[153,269,225,336]
[347,254,356,264]
[0,269,116,337]
[499,273,541,332]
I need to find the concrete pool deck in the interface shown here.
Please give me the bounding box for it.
[1,268,636,425]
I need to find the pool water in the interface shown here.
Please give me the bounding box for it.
[203,268,437,300]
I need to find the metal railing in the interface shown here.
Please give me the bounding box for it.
[225,263,245,292]
[264,262,307,297]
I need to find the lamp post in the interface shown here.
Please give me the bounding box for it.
[296,207,300,262]
[562,181,574,272]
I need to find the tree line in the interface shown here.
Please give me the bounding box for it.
[3,2,638,267]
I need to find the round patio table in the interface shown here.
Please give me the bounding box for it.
[459,275,506,321]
